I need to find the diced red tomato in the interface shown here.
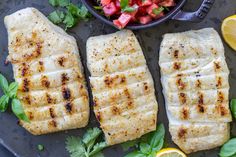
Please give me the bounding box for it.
[103,2,118,16]
[115,0,121,9]
[141,0,152,6]
[152,0,161,3]
[101,0,111,6]
[139,15,152,24]
[159,0,176,7]
[113,13,132,29]
[146,3,159,18]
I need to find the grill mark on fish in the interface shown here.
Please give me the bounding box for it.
[179,93,187,104]
[38,61,44,72]
[104,75,126,88]
[41,75,50,88]
[217,91,224,103]
[21,62,30,77]
[49,108,55,118]
[181,107,189,120]
[196,79,201,88]
[46,93,53,104]
[111,106,121,115]
[65,102,73,114]
[28,111,34,120]
[197,104,205,113]
[173,62,181,70]
[62,87,71,100]
[48,120,57,128]
[24,95,31,105]
[173,50,179,59]
[58,56,66,67]
[143,82,149,92]
[214,62,221,71]
[216,76,222,88]
[198,92,204,105]
[22,78,30,92]
[176,78,186,90]
[178,127,187,139]
[61,73,69,85]
[216,104,228,116]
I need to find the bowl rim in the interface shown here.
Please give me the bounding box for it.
[81,0,187,30]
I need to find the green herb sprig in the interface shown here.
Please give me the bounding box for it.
[123,124,165,157]
[0,74,29,122]
[48,0,92,30]
[120,0,138,13]
[66,127,107,157]
[230,99,236,119]
[219,138,236,157]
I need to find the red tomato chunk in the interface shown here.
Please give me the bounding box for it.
[99,0,176,29]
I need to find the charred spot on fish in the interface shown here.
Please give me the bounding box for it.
[62,87,71,100]
[198,93,204,105]
[41,75,50,88]
[104,76,113,87]
[217,91,224,103]
[176,78,186,90]
[35,42,42,57]
[61,73,69,85]
[46,93,53,104]
[127,101,133,109]
[143,82,149,91]
[23,78,30,92]
[173,62,181,70]
[124,88,131,99]
[49,120,57,128]
[197,105,205,113]
[28,112,34,120]
[173,50,179,59]
[179,93,187,104]
[196,79,201,88]
[24,96,31,105]
[181,107,189,120]
[217,104,228,116]
[21,62,30,77]
[65,102,73,114]
[49,108,55,118]
[177,73,183,77]
[178,127,187,138]
[38,61,44,72]
[112,106,121,115]
[58,57,66,67]
[216,77,222,88]
[120,76,126,83]
[214,62,221,71]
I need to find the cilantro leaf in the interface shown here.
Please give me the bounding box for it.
[12,98,30,122]
[63,11,78,29]
[89,142,107,156]
[83,127,102,148]
[66,136,87,157]
[48,10,65,24]
[0,95,9,112]
[0,74,9,94]
[49,0,70,7]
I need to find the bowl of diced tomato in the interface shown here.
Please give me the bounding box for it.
[81,0,215,30]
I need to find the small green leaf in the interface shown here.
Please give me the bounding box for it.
[219,138,236,157]
[0,74,9,94]
[82,127,102,148]
[37,144,44,151]
[152,138,164,152]
[63,11,78,29]
[48,10,65,24]
[150,124,165,148]
[124,150,146,157]
[66,136,86,157]
[152,7,164,15]
[7,82,18,98]
[139,142,151,154]
[230,99,236,119]
[122,7,136,12]
[11,99,30,122]
[89,142,107,156]
[120,0,129,10]
[49,0,70,7]
[121,140,139,151]
[0,95,9,112]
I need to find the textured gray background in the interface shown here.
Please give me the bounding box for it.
[0,0,236,157]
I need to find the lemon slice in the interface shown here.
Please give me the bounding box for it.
[156,148,186,157]
[222,15,236,51]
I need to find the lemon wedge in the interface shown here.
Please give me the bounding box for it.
[156,148,186,157]
[222,15,236,51]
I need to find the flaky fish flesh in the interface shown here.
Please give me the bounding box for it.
[87,30,158,145]
[4,8,89,135]
[159,28,232,153]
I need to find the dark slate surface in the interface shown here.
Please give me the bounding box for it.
[0,0,236,157]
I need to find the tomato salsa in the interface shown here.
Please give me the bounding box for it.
[97,0,176,29]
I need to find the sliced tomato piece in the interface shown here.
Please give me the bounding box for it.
[101,0,111,6]
[103,2,118,16]
[113,13,132,29]
[142,0,153,6]
[139,15,152,24]
[115,0,121,9]
[113,20,122,29]
[146,3,159,18]
[159,0,176,7]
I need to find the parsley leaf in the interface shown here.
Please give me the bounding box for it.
[49,0,70,7]
[12,98,30,123]
[48,10,65,24]
[66,128,107,157]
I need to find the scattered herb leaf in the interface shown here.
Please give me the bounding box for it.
[120,0,137,13]
[7,82,18,98]
[230,99,236,119]
[37,144,44,151]
[12,99,30,123]
[0,74,9,94]
[66,128,107,157]
[0,95,9,112]
[48,10,65,24]
[152,7,164,15]
[219,138,236,157]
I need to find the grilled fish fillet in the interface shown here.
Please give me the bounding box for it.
[4,8,89,135]
[159,28,232,154]
[87,30,158,145]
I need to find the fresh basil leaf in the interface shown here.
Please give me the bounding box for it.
[152,138,164,152]
[49,0,70,7]
[121,139,139,151]
[124,150,146,157]
[150,124,165,148]
[0,74,9,94]
[11,99,30,122]
[0,95,9,112]
[89,142,107,156]
[230,99,236,119]
[7,82,18,98]
[120,0,129,10]
[219,138,236,157]
[63,11,78,29]
[152,7,164,15]
[82,127,102,148]
[66,136,86,157]
[139,142,151,154]
[48,10,65,24]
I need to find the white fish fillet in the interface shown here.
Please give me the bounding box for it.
[4,8,89,135]
[159,28,232,153]
[87,30,158,145]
